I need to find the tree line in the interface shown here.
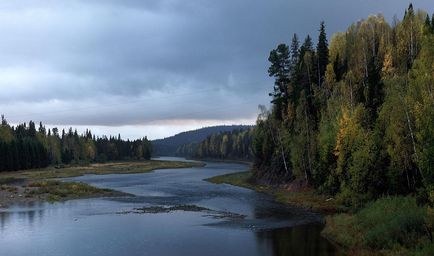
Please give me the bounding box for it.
[0,116,152,172]
[176,128,254,160]
[253,4,434,206]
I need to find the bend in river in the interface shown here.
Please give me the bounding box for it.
[0,157,337,256]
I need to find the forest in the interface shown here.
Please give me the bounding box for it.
[253,4,434,206]
[0,116,152,172]
[152,125,250,156]
[176,128,254,160]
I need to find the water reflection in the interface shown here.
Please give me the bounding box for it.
[0,201,47,232]
[255,224,337,256]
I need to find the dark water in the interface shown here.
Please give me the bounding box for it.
[0,158,337,256]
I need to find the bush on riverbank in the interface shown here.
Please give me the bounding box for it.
[323,196,434,255]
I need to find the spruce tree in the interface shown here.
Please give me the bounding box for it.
[317,21,329,86]
[425,14,431,30]
[289,34,300,81]
[432,13,434,33]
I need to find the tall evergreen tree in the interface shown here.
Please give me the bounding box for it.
[365,56,383,121]
[425,14,431,30]
[432,13,434,33]
[317,21,329,86]
[289,34,300,81]
[268,43,291,119]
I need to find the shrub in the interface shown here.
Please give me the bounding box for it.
[356,197,427,249]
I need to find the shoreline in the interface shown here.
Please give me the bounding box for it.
[205,171,434,255]
[205,171,342,214]
[183,157,253,166]
[0,160,203,209]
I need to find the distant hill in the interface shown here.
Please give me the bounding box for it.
[152,125,253,156]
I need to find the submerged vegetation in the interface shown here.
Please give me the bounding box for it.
[119,204,247,219]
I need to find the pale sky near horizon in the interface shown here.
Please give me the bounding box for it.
[1,0,434,140]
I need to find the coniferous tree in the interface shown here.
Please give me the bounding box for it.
[317,21,329,86]
[425,14,431,30]
[268,44,290,119]
[289,34,300,81]
[365,55,383,121]
[432,13,434,33]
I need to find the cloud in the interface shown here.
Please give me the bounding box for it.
[1,0,433,138]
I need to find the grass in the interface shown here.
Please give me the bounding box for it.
[205,171,255,188]
[26,180,121,202]
[0,160,204,180]
[205,171,341,213]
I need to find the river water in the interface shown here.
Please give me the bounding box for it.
[0,158,337,256]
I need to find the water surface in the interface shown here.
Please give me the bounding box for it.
[0,158,337,256]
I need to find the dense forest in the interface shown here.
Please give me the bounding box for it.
[152,125,251,156]
[0,116,152,172]
[253,4,434,206]
[176,128,254,160]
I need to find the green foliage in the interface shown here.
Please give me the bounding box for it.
[255,4,434,206]
[324,196,432,253]
[409,36,434,188]
[253,107,292,183]
[415,241,434,256]
[358,197,426,249]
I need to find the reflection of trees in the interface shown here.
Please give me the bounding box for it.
[254,224,337,256]
[0,212,11,231]
[0,201,45,231]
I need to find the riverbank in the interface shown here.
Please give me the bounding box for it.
[0,160,204,208]
[185,157,253,166]
[205,171,342,214]
[206,171,434,255]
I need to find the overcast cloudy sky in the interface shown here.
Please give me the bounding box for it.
[1,0,433,139]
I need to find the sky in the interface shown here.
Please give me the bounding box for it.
[1,0,433,140]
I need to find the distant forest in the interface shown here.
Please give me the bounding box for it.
[253,4,434,206]
[176,128,254,160]
[152,125,252,156]
[0,116,152,172]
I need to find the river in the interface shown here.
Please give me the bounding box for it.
[0,158,337,256]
